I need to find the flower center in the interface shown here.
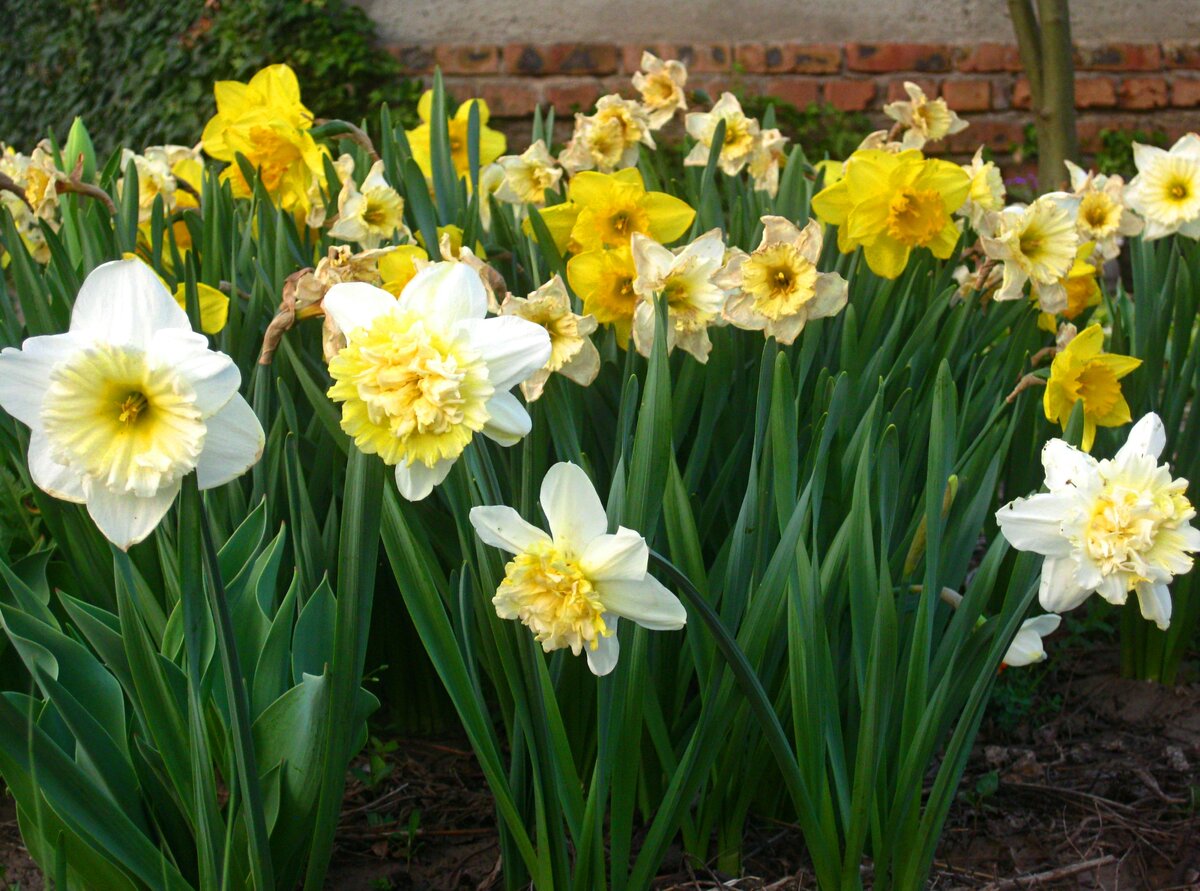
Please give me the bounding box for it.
[1084,486,1162,585]
[1079,192,1120,236]
[885,188,947,247]
[327,312,494,468]
[1074,361,1121,418]
[40,343,205,497]
[741,243,818,319]
[493,542,611,654]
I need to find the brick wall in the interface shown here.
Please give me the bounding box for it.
[388,40,1200,161]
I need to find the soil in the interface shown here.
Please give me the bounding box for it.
[2,644,1197,890]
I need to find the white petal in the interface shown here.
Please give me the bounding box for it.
[149,328,240,417]
[1116,413,1165,463]
[1038,556,1092,613]
[461,316,553,392]
[580,528,649,581]
[469,506,551,554]
[540,462,608,551]
[399,262,486,325]
[195,396,264,489]
[481,391,532,446]
[995,494,1075,556]
[0,333,82,428]
[597,574,686,630]
[585,625,620,676]
[322,283,398,339]
[630,233,675,290]
[1023,614,1062,636]
[1002,628,1046,667]
[1136,582,1172,630]
[28,432,85,502]
[1042,439,1098,490]
[85,479,180,549]
[395,457,454,502]
[70,259,189,348]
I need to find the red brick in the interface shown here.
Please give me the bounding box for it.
[944,118,1025,154]
[734,44,767,73]
[885,78,937,102]
[689,76,736,100]
[1173,77,1200,107]
[622,43,732,74]
[1012,77,1115,110]
[1075,43,1162,72]
[502,43,619,76]
[847,43,953,73]
[823,79,877,111]
[1163,41,1200,69]
[434,45,501,75]
[541,78,606,115]
[783,43,842,74]
[953,43,1023,73]
[941,79,992,112]
[1119,76,1168,109]
[386,44,434,75]
[445,77,540,117]
[770,77,821,108]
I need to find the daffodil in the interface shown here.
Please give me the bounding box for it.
[632,52,687,129]
[1062,160,1143,261]
[328,160,409,249]
[883,82,968,150]
[566,245,640,345]
[1040,243,1101,330]
[201,64,327,217]
[469,461,686,675]
[980,195,1078,312]
[1044,324,1140,451]
[119,147,178,225]
[958,147,1006,230]
[812,149,969,279]
[406,91,506,184]
[0,147,49,263]
[1124,133,1200,240]
[305,152,355,230]
[12,142,64,222]
[1003,615,1061,667]
[748,128,788,197]
[535,168,695,255]
[0,260,263,548]
[560,95,654,175]
[323,263,550,501]
[684,92,760,176]
[996,413,1199,629]
[477,162,506,231]
[719,216,848,344]
[379,245,430,296]
[630,230,726,362]
[499,276,600,401]
[496,140,562,207]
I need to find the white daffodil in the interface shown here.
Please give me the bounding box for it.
[1003,614,1061,667]
[1063,160,1143,260]
[496,140,562,207]
[1124,133,1200,240]
[958,147,1006,230]
[747,128,789,197]
[980,195,1078,312]
[560,95,655,176]
[631,229,727,362]
[498,276,600,401]
[996,413,1200,630]
[632,51,687,130]
[883,81,968,150]
[306,152,355,229]
[328,159,408,249]
[684,93,760,176]
[469,461,687,675]
[0,260,264,549]
[323,262,550,501]
[119,147,179,224]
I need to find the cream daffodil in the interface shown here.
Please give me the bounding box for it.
[119,147,178,224]
[1063,160,1143,260]
[328,160,409,249]
[323,263,550,501]
[0,260,263,549]
[1124,134,1200,240]
[560,95,655,175]
[632,52,688,130]
[883,82,968,150]
[980,195,1078,312]
[307,152,355,229]
[996,413,1199,629]
[469,461,686,675]
[684,93,760,176]
[958,147,1006,230]
[1003,615,1061,667]
[748,128,789,197]
[499,276,600,401]
[496,140,562,207]
[718,216,847,344]
[631,229,727,363]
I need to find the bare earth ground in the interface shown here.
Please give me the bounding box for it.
[2,645,1197,890]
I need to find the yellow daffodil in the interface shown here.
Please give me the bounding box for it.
[499,276,600,401]
[496,140,562,207]
[958,147,1006,230]
[407,90,506,185]
[567,245,639,345]
[633,52,688,130]
[1063,160,1143,260]
[748,128,788,197]
[1037,243,1102,332]
[997,413,1199,629]
[469,462,686,675]
[719,216,848,344]
[328,160,408,249]
[379,244,430,296]
[560,95,654,175]
[883,82,968,150]
[812,149,969,279]
[1124,133,1200,240]
[1044,323,1141,451]
[0,260,263,548]
[684,92,760,176]
[536,168,695,255]
[630,230,727,363]
[414,223,485,259]
[980,195,1078,312]
[324,263,549,500]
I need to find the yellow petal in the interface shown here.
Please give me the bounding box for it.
[532,203,582,253]
[417,90,435,123]
[174,282,230,335]
[479,127,507,167]
[863,237,910,280]
[643,191,696,245]
[1097,353,1142,379]
[455,98,492,126]
[811,179,851,226]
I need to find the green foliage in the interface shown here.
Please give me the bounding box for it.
[739,95,872,161]
[1094,126,1168,177]
[0,0,420,157]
